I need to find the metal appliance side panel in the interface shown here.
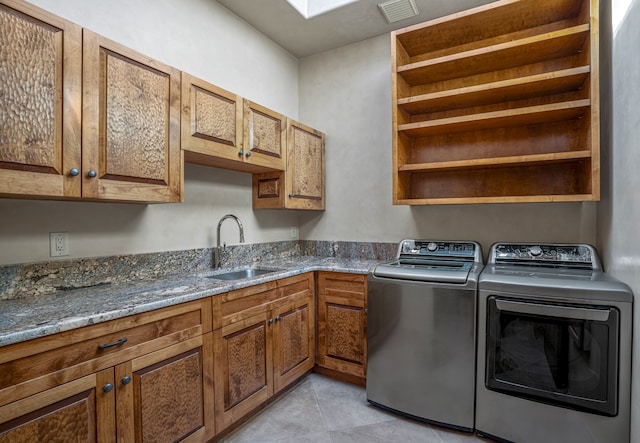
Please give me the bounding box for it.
[475,288,632,443]
[366,276,477,430]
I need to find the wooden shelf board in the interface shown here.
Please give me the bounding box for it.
[397,67,590,115]
[395,194,596,205]
[398,150,591,173]
[397,24,590,86]
[395,0,585,57]
[398,99,590,137]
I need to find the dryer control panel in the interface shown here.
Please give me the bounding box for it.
[490,243,599,270]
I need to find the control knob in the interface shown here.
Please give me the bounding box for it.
[427,242,438,252]
[529,246,543,257]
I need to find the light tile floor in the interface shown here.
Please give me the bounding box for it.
[220,374,493,443]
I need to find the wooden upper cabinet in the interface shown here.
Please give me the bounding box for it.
[82,30,182,203]
[181,73,247,171]
[252,119,325,210]
[392,0,599,204]
[0,0,82,199]
[243,100,287,171]
[0,1,182,203]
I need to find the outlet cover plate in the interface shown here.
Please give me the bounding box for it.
[50,232,69,257]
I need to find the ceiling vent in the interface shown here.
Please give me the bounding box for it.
[378,0,419,23]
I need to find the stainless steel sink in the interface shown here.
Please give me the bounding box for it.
[207,268,278,281]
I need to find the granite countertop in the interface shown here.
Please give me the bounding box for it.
[0,256,377,349]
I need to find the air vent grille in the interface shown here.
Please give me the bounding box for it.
[378,0,419,23]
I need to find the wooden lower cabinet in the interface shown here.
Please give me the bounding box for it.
[0,369,113,442]
[316,272,368,379]
[212,273,315,432]
[0,300,213,442]
[117,335,213,442]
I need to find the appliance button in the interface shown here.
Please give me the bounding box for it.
[529,246,543,257]
[427,242,438,252]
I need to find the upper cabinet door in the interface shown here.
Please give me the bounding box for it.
[181,73,244,170]
[285,119,325,210]
[243,100,286,171]
[0,0,82,199]
[82,30,182,203]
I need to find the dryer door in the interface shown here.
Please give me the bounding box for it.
[485,296,620,416]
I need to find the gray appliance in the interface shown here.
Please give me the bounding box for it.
[476,243,633,443]
[367,239,483,431]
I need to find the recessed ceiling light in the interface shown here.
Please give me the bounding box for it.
[378,0,419,23]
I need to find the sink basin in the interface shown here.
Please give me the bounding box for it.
[207,268,278,281]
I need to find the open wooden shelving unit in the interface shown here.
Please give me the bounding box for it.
[391,0,600,205]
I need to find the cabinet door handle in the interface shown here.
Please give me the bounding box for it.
[87,169,97,178]
[69,168,80,176]
[268,318,273,325]
[98,337,127,350]
[275,315,281,322]
[245,151,252,158]
[238,150,244,157]
[121,376,132,385]
[103,383,114,393]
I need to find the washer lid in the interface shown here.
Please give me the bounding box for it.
[372,258,472,283]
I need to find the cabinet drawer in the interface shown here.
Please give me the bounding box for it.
[212,273,315,330]
[317,272,366,300]
[0,299,212,406]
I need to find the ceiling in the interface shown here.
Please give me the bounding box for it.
[216,0,496,58]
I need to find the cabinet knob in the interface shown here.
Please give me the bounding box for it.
[245,151,252,158]
[275,315,281,322]
[87,170,97,178]
[103,383,114,393]
[238,150,244,157]
[268,318,273,325]
[121,376,132,385]
[69,168,80,176]
[288,193,293,198]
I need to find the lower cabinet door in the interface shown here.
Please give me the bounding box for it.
[272,293,315,393]
[121,335,212,443]
[317,295,367,378]
[213,311,272,432]
[0,369,115,442]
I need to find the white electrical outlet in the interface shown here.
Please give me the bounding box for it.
[50,232,69,257]
[290,227,299,239]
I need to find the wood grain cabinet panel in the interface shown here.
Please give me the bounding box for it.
[181,73,250,172]
[0,0,82,199]
[392,0,600,204]
[252,119,325,210]
[82,30,182,203]
[0,299,213,442]
[317,272,367,379]
[0,370,113,442]
[0,0,182,203]
[212,273,315,432]
[243,100,286,171]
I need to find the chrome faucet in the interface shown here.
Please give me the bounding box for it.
[215,214,245,268]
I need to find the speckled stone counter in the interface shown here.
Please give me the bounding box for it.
[0,241,396,348]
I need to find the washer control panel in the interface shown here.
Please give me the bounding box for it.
[491,243,599,269]
[398,240,480,261]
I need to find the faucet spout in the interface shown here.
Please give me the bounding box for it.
[215,214,245,268]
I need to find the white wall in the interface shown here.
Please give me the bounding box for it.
[598,0,640,440]
[297,35,598,256]
[0,0,301,265]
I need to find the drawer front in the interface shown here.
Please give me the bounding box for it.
[317,272,366,300]
[0,299,211,406]
[212,273,315,330]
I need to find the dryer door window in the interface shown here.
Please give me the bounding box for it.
[485,296,619,416]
